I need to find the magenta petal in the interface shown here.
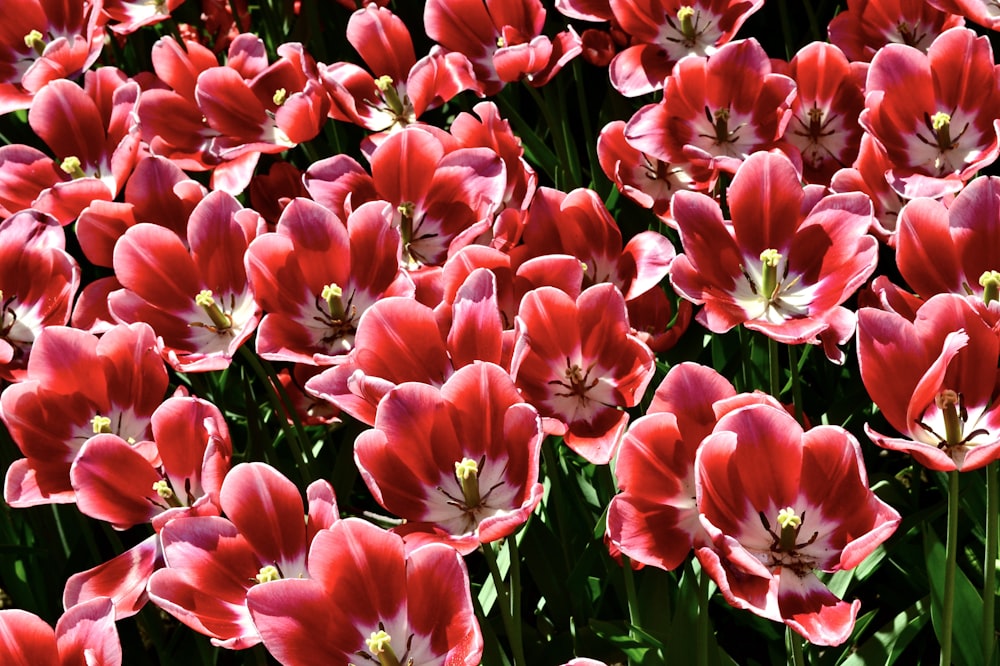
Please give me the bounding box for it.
[778,572,860,647]
[63,534,161,619]
[219,463,308,578]
[55,597,121,666]
[0,610,58,664]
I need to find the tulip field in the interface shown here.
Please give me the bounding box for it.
[3,0,1000,664]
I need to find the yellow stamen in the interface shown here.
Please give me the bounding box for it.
[194,290,232,331]
[759,249,783,299]
[455,457,481,508]
[24,30,45,55]
[366,630,401,666]
[272,88,287,106]
[255,564,281,584]
[60,156,86,180]
[980,270,1000,305]
[91,415,112,434]
[152,479,174,500]
[322,283,344,321]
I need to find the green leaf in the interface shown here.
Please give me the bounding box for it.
[925,524,984,666]
[838,600,928,666]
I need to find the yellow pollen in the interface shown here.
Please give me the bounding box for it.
[374,75,394,92]
[367,630,392,654]
[931,112,951,131]
[91,415,112,434]
[195,290,215,307]
[152,479,174,499]
[981,270,1000,304]
[455,457,479,480]
[776,507,801,530]
[497,36,506,47]
[397,201,415,218]
[678,5,695,20]
[255,565,281,584]
[272,88,287,106]
[321,284,342,301]
[60,156,86,179]
[760,249,782,267]
[24,30,44,52]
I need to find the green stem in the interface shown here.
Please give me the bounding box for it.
[507,536,526,666]
[768,335,781,398]
[788,343,804,425]
[482,541,526,666]
[789,626,806,666]
[986,462,998,663]
[737,326,750,393]
[237,345,315,483]
[622,555,642,639]
[697,565,710,666]
[941,471,960,666]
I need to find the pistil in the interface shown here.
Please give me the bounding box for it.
[776,507,802,552]
[91,415,112,434]
[931,111,953,150]
[195,290,232,332]
[24,30,45,55]
[455,457,481,508]
[980,270,1000,305]
[677,6,697,43]
[366,630,402,666]
[759,249,782,300]
[60,156,86,180]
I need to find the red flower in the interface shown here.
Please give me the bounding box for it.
[0,0,106,114]
[608,0,765,97]
[355,362,544,554]
[669,150,877,363]
[0,210,79,381]
[245,198,414,365]
[608,362,781,571]
[321,4,477,134]
[2,323,168,507]
[857,293,1000,471]
[306,268,505,425]
[247,518,483,666]
[625,39,797,176]
[147,463,338,649]
[0,598,121,665]
[860,27,1000,198]
[780,41,866,185]
[510,283,655,464]
[109,190,263,372]
[425,0,582,95]
[695,404,900,645]
[0,68,141,224]
[896,175,1000,301]
[828,0,963,63]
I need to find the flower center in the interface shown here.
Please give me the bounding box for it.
[193,290,234,334]
[915,389,989,450]
[255,564,281,584]
[365,629,402,666]
[677,6,699,45]
[91,415,112,434]
[454,457,481,508]
[980,270,1000,304]
[60,156,86,180]
[373,75,414,128]
[23,30,45,55]
[152,479,183,508]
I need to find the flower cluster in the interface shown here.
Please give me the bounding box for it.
[6,0,1000,664]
